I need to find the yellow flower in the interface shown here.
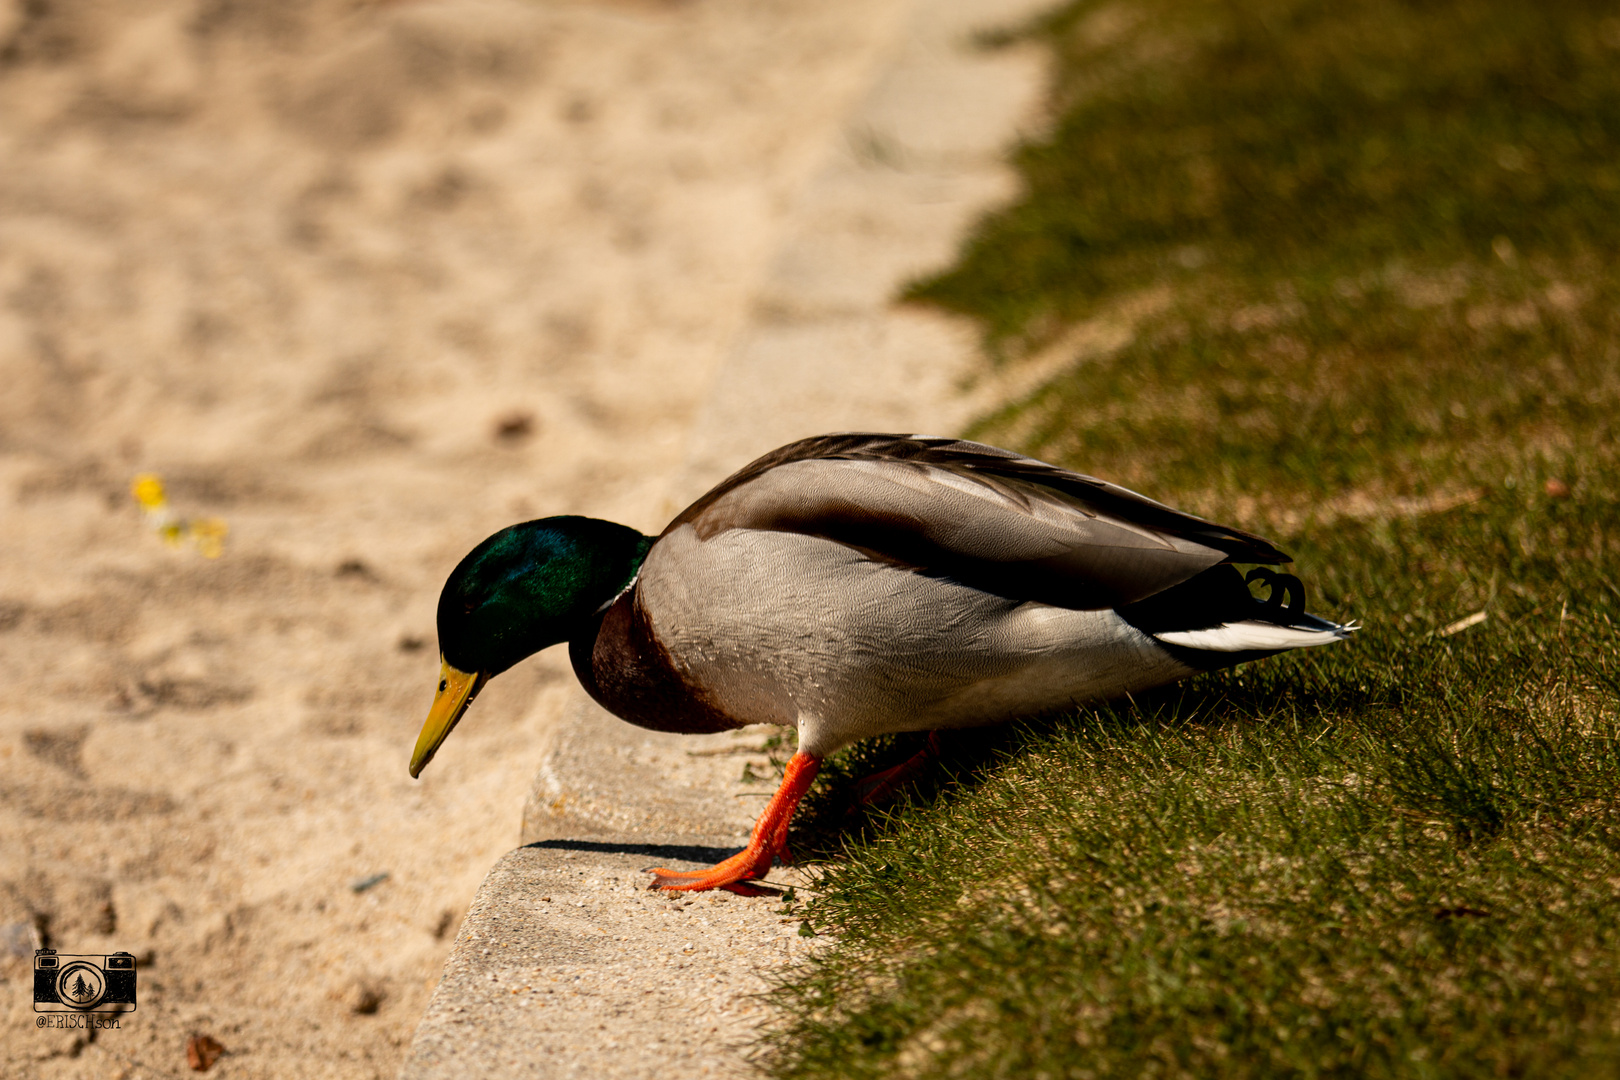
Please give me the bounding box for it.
[131,474,168,512]
[130,474,228,558]
[190,518,229,560]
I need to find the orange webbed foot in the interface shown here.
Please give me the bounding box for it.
[644,751,821,893]
[645,848,774,892]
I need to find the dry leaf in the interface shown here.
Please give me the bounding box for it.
[187,1033,225,1072]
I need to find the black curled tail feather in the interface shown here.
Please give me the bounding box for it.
[1244,568,1305,620]
[1116,563,1349,671]
[1116,564,1325,636]
[1115,563,1261,636]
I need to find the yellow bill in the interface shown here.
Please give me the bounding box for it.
[410,659,487,777]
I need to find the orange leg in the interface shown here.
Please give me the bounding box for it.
[646,751,821,892]
[851,731,942,807]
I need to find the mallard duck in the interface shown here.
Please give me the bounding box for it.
[409,433,1352,891]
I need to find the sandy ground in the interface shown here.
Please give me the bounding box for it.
[0,1,930,1075]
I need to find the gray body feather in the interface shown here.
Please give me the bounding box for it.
[571,434,1350,754]
[637,525,1198,756]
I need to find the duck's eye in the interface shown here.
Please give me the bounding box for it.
[439,679,448,693]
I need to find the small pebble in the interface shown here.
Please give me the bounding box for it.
[493,411,536,442]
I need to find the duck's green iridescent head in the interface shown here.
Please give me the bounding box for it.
[410,515,651,777]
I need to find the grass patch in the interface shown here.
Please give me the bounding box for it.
[912,0,1620,359]
[763,0,1620,1076]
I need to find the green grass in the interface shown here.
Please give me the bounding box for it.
[912,0,1620,360]
[762,1,1620,1076]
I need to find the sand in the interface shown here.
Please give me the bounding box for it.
[0,1,917,1074]
[0,1,1048,1076]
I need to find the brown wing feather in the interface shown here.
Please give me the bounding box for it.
[663,434,1288,611]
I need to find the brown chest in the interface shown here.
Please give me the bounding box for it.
[567,590,742,736]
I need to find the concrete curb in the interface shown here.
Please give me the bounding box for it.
[402,707,816,1078]
[399,0,1051,1073]
[398,844,817,1080]
[521,697,775,851]
[675,0,1053,508]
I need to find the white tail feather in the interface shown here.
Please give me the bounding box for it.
[1154,620,1355,653]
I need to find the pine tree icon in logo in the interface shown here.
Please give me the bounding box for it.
[52,961,107,1010]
